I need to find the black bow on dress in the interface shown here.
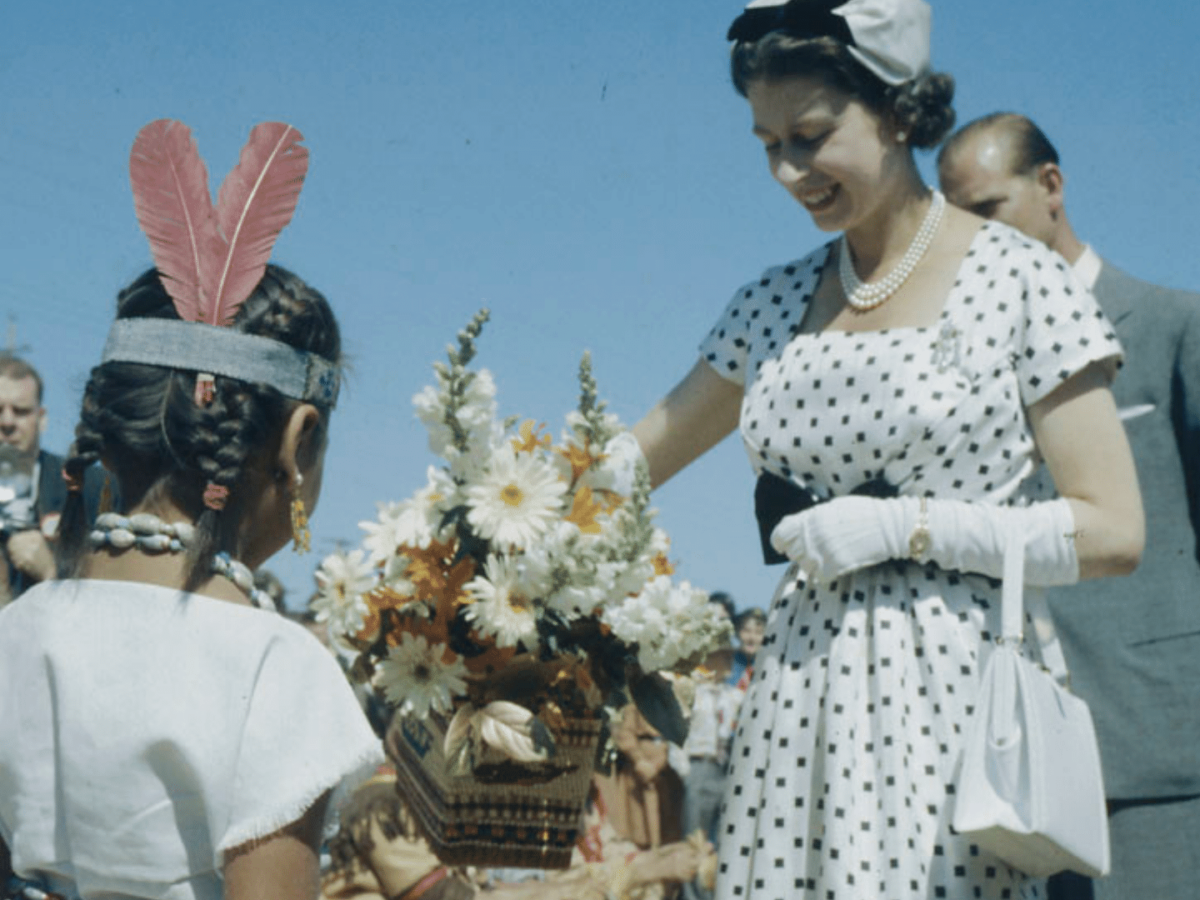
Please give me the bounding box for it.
[755,470,898,565]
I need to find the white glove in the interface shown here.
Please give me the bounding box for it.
[601,431,647,497]
[770,495,1079,585]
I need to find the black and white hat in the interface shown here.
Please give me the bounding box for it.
[727,0,932,86]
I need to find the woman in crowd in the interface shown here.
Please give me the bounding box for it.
[0,120,381,900]
[630,1,1143,897]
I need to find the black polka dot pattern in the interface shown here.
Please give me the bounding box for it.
[698,223,1121,900]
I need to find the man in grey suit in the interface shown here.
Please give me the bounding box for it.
[939,113,1200,900]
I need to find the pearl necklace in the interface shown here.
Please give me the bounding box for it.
[838,190,946,311]
[90,511,276,610]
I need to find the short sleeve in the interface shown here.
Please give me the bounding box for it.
[700,278,761,385]
[218,625,383,861]
[699,248,828,386]
[1013,241,1123,408]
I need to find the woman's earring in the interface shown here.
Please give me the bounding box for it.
[290,473,311,554]
[895,131,908,144]
[98,473,114,515]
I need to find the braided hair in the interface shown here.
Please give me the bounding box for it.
[57,264,341,590]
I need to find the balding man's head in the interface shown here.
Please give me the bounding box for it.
[938,113,1072,256]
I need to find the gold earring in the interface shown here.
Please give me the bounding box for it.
[98,473,114,515]
[290,473,311,554]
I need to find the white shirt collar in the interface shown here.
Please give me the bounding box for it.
[1073,244,1102,290]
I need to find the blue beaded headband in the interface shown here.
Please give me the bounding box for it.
[102,318,340,407]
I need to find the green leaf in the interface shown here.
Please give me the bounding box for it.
[446,731,475,777]
[593,724,616,775]
[530,717,558,758]
[629,671,689,747]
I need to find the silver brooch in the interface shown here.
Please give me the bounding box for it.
[931,320,962,373]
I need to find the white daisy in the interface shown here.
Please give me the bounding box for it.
[465,448,567,550]
[376,633,469,718]
[360,501,405,563]
[311,549,376,638]
[463,554,540,649]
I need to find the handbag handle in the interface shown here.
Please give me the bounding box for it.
[1000,515,1071,687]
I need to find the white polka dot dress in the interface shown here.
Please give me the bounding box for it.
[699,223,1121,900]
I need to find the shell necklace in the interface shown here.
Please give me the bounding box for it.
[838,189,946,311]
[90,511,276,610]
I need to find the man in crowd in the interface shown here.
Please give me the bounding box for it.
[939,112,1200,900]
[0,356,102,603]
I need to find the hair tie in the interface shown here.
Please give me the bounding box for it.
[62,467,85,494]
[193,373,216,407]
[203,482,231,511]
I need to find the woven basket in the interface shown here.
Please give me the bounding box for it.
[386,709,602,869]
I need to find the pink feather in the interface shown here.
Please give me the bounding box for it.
[211,123,309,326]
[128,120,226,322]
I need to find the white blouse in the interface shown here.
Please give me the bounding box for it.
[0,579,383,900]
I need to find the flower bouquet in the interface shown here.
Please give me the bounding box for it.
[315,310,729,869]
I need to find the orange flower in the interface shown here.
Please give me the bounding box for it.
[554,661,595,695]
[358,585,418,644]
[511,419,553,454]
[401,613,454,651]
[406,538,477,622]
[557,441,604,484]
[564,486,604,535]
[595,488,625,514]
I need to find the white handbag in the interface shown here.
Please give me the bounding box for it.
[951,522,1110,878]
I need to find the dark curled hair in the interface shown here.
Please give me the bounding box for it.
[731,33,956,150]
[57,264,341,590]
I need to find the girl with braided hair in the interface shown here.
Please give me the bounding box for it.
[55,264,339,594]
[0,122,381,900]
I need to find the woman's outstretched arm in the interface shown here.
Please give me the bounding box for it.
[632,360,742,489]
[1029,362,1145,579]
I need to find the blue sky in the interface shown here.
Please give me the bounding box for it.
[3,1,1197,611]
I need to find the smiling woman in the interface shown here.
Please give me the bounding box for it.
[626,1,1144,899]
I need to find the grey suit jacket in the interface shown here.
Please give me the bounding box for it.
[1045,260,1200,800]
